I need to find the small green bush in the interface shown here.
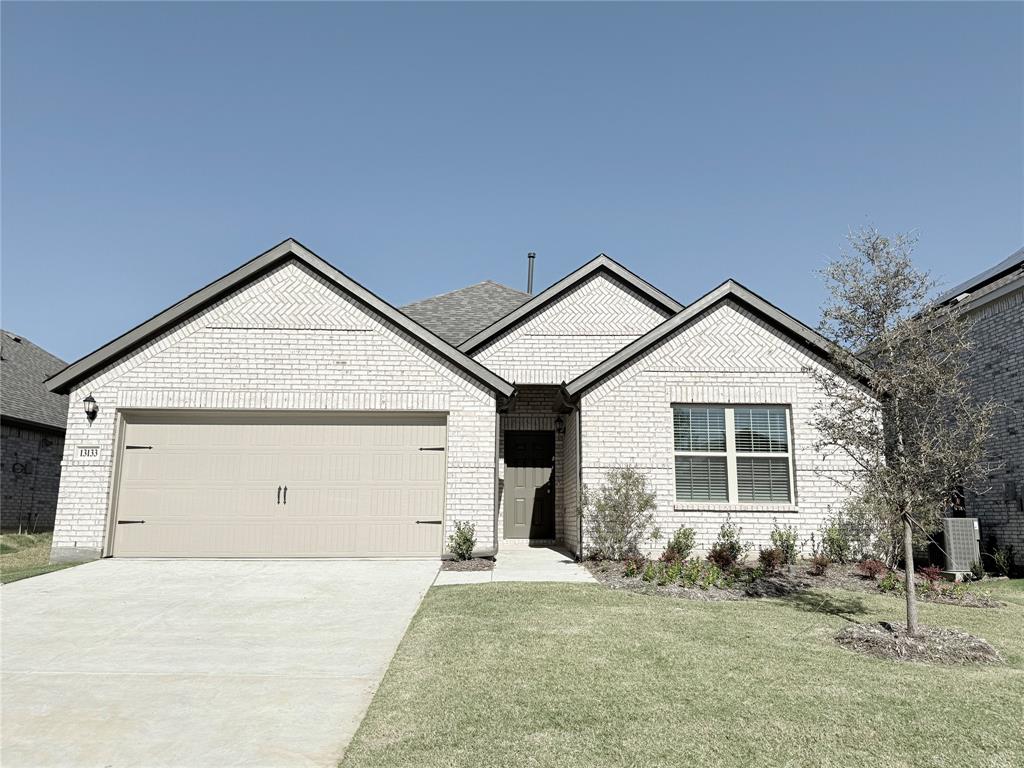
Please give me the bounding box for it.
[878,571,902,593]
[622,556,646,578]
[758,547,786,574]
[988,545,1015,577]
[820,518,851,564]
[579,467,659,560]
[661,526,696,563]
[680,559,702,587]
[770,521,799,565]
[447,520,476,560]
[706,515,751,569]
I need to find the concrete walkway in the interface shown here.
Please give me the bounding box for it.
[435,545,596,585]
[1,558,438,768]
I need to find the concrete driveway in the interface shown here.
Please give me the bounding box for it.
[1,558,438,767]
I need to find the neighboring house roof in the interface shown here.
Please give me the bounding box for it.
[457,254,685,353]
[401,281,531,345]
[45,239,515,398]
[934,246,1024,306]
[564,279,865,398]
[1,330,69,431]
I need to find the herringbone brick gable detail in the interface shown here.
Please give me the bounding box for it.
[474,273,670,383]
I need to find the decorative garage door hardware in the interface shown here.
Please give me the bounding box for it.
[117,520,146,525]
[418,446,445,451]
[416,520,443,525]
[277,486,288,505]
[125,445,153,450]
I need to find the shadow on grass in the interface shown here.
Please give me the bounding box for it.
[779,589,871,623]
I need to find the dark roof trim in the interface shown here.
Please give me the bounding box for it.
[45,239,515,397]
[933,246,1024,306]
[457,254,684,354]
[1,414,67,435]
[564,279,869,398]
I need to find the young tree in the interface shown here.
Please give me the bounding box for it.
[809,228,996,635]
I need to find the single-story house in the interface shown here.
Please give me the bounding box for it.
[933,248,1023,557]
[2,331,68,532]
[46,239,866,563]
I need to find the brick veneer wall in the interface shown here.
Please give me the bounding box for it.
[51,261,498,562]
[962,279,1024,557]
[1,422,65,532]
[473,273,671,384]
[577,301,865,555]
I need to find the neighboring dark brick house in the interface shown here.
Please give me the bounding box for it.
[935,249,1024,559]
[1,330,68,532]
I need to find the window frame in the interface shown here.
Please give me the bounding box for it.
[672,404,796,505]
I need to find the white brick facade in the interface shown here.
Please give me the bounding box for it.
[472,273,670,384]
[574,301,865,556]
[51,262,498,561]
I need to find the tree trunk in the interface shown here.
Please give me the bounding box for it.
[902,512,919,636]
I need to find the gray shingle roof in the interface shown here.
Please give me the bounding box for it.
[401,281,531,345]
[1,331,68,431]
[934,246,1024,305]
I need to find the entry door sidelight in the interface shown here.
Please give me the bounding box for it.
[504,430,555,539]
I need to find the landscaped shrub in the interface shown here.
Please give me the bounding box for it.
[660,526,696,563]
[809,553,830,576]
[448,521,476,560]
[969,559,985,581]
[856,558,888,581]
[706,515,751,569]
[622,556,646,578]
[770,521,799,565]
[988,545,1015,577]
[878,570,902,593]
[641,561,659,583]
[579,467,659,560]
[699,562,723,590]
[918,565,943,585]
[680,558,702,587]
[819,516,852,564]
[758,546,786,574]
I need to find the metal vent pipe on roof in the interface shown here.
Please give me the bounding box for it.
[527,252,536,294]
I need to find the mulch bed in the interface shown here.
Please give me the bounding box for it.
[585,560,1004,607]
[835,622,1003,665]
[585,560,746,601]
[441,558,494,572]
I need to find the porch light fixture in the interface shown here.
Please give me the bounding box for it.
[83,395,98,422]
[554,415,565,435]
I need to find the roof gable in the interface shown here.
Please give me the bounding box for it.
[564,279,866,397]
[401,281,530,345]
[45,239,514,397]
[1,331,69,431]
[934,246,1024,306]
[457,254,684,354]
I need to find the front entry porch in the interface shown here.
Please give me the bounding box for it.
[497,385,577,549]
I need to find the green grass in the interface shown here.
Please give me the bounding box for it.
[0,533,80,584]
[342,580,1024,768]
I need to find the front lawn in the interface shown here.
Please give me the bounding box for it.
[0,533,79,584]
[342,581,1024,768]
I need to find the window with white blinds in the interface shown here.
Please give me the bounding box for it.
[673,405,794,504]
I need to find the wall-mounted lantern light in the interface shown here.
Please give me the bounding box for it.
[83,395,98,422]
[554,415,565,435]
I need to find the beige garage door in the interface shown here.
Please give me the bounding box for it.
[112,411,447,557]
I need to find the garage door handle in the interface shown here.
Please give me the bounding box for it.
[118,520,145,524]
[125,445,152,450]
[416,520,442,525]
[419,447,445,451]
[277,486,281,505]
[283,486,287,505]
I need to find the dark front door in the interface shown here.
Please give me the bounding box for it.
[504,430,555,539]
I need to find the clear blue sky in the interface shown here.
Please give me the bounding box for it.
[2,1,1021,363]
